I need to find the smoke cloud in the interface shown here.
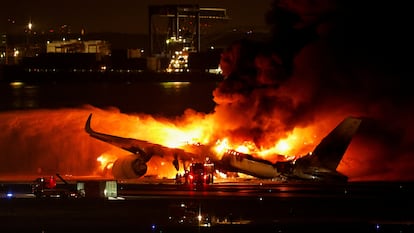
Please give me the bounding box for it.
[0,107,104,176]
[211,0,414,180]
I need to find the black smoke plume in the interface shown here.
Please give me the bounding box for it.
[212,0,414,180]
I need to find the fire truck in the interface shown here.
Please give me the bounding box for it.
[184,161,214,185]
[31,173,84,198]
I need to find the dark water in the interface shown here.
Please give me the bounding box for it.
[0,78,219,117]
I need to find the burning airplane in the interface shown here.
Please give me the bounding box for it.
[85,113,361,182]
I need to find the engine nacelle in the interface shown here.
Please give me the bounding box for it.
[111,154,148,179]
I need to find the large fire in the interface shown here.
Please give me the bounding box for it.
[91,109,350,179]
[0,105,343,180]
[92,114,297,178]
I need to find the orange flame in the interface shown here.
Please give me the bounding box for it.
[91,113,334,179]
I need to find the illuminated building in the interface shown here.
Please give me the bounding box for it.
[148,4,228,72]
[46,39,110,56]
[0,33,7,64]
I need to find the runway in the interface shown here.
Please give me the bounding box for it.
[0,178,413,233]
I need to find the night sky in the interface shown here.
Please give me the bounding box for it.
[1,0,273,34]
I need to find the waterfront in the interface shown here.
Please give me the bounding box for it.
[0,72,220,117]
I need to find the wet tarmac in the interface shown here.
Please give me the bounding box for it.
[0,180,413,233]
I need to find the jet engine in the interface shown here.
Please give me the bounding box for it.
[111,154,148,179]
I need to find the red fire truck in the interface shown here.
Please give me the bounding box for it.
[31,173,84,198]
[185,162,214,185]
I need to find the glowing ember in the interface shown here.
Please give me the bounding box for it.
[97,153,117,170]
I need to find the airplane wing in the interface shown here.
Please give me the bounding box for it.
[85,113,197,166]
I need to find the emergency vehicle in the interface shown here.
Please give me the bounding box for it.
[31,173,84,198]
[185,161,214,185]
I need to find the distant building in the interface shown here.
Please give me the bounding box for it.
[127,48,143,59]
[46,39,110,56]
[0,33,7,63]
[148,4,228,72]
[0,33,20,65]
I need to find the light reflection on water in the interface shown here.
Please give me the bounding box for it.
[1,80,218,117]
[158,81,192,95]
[9,82,40,109]
[159,81,191,88]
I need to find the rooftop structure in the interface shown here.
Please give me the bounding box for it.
[148,4,228,72]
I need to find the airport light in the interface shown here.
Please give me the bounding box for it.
[28,20,33,31]
[198,205,202,222]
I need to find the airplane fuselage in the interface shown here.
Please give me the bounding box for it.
[221,150,280,179]
[220,150,349,182]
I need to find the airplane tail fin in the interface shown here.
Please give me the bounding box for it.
[307,117,362,171]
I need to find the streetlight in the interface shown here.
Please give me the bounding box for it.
[26,19,33,57]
